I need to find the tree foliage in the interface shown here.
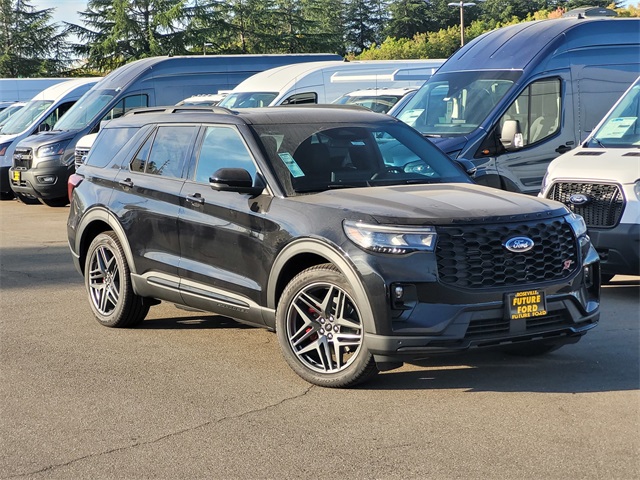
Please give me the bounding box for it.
[0,0,70,77]
[3,0,639,75]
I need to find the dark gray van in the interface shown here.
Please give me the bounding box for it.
[393,17,640,195]
[9,54,341,205]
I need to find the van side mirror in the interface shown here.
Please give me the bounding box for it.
[38,123,51,133]
[210,168,263,195]
[500,119,524,151]
[454,158,477,176]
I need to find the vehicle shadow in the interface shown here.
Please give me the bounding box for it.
[139,313,254,330]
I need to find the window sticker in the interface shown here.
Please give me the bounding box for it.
[598,117,637,139]
[279,152,305,178]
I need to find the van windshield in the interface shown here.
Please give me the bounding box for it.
[0,100,53,135]
[394,71,521,136]
[218,92,278,108]
[54,89,117,131]
[587,79,640,148]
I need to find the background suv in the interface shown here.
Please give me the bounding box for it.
[68,105,600,387]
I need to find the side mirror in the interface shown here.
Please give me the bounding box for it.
[500,119,524,151]
[38,123,51,133]
[210,168,263,196]
[454,158,477,176]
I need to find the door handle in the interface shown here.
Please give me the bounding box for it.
[119,178,133,188]
[186,193,204,205]
[555,145,571,154]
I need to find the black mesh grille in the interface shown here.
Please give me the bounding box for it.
[436,218,578,289]
[465,311,572,339]
[547,182,624,228]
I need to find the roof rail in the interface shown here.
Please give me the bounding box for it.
[124,105,237,117]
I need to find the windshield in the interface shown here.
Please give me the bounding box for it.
[587,79,640,148]
[251,121,470,196]
[54,89,117,131]
[0,105,24,127]
[218,92,278,108]
[333,93,409,114]
[394,71,521,136]
[0,100,53,135]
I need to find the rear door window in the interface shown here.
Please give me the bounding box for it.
[130,125,197,179]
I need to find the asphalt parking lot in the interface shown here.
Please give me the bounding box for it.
[1,199,638,479]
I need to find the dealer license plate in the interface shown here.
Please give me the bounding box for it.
[507,289,547,320]
[12,170,20,182]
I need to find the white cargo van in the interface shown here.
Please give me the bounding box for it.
[0,78,100,201]
[540,76,640,281]
[217,60,444,108]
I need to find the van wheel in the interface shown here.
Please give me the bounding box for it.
[85,231,149,328]
[39,196,69,207]
[15,193,40,205]
[276,264,378,388]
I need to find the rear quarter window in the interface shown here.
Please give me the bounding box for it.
[84,127,141,168]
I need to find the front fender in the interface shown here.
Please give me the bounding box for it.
[267,237,385,334]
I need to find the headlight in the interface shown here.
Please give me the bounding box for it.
[565,212,587,237]
[344,220,437,254]
[635,180,640,201]
[540,172,550,195]
[37,140,70,158]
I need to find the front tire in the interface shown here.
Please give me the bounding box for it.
[39,196,69,207]
[84,231,149,328]
[276,264,377,388]
[15,192,40,205]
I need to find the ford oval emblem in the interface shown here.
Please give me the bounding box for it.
[569,193,591,206]
[504,236,535,253]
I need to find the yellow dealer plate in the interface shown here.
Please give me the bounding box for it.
[507,290,547,320]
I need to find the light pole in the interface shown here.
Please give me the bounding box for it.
[447,1,484,47]
[203,42,212,55]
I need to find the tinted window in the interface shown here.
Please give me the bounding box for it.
[251,122,469,195]
[130,126,196,179]
[193,126,256,183]
[85,127,141,168]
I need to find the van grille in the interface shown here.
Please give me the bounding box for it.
[435,217,578,289]
[75,148,90,169]
[465,311,571,338]
[12,147,32,169]
[547,182,624,228]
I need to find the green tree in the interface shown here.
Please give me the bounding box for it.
[0,0,69,77]
[344,0,389,54]
[65,0,229,72]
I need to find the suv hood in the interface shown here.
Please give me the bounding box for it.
[547,148,640,184]
[293,183,567,225]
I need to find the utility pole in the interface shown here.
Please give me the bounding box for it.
[447,0,484,47]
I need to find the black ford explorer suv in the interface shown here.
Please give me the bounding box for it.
[67,105,601,387]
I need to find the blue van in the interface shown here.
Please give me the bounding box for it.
[9,54,341,205]
[393,17,640,194]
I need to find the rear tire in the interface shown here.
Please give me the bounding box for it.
[276,264,378,388]
[85,231,149,328]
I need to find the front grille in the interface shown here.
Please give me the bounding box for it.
[75,148,89,168]
[465,310,572,339]
[436,217,578,289]
[547,182,624,228]
[13,147,32,169]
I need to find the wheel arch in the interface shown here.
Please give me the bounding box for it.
[267,238,380,334]
[76,207,137,276]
